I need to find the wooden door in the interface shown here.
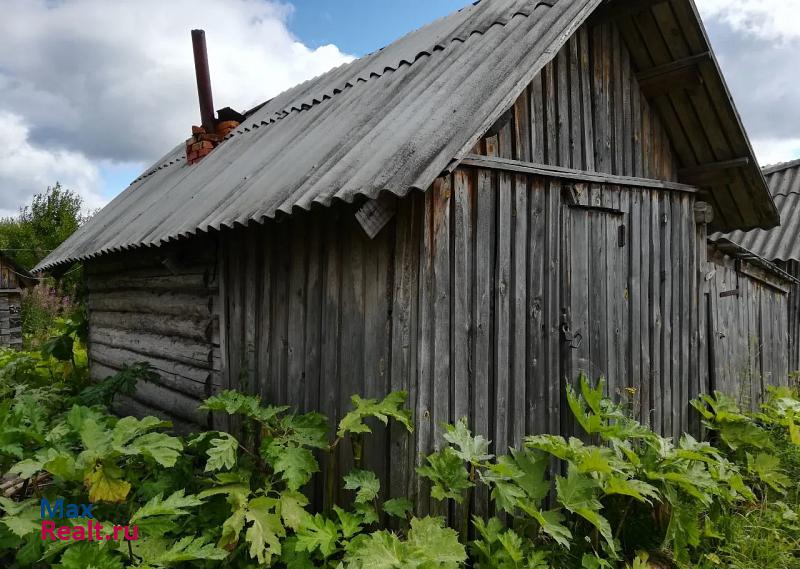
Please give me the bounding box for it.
[560,202,627,426]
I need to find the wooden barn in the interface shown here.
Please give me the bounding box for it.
[709,158,800,397]
[37,0,782,510]
[0,252,33,349]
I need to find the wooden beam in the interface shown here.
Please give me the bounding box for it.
[458,154,698,193]
[636,53,710,97]
[589,0,668,24]
[678,157,750,185]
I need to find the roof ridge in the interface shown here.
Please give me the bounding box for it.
[129,0,548,185]
[762,157,800,175]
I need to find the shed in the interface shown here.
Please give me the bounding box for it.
[711,159,800,386]
[0,252,34,349]
[36,0,780,511]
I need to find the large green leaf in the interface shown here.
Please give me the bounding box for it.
[204,432,238,472]
[343,469,381,504]
[296,513,340,558]
[130,490,203,524]
[337,392,412,437]
[245,496,285,565]
[442,418,493,463]
[264,445,319,490]
[417,448,472,503]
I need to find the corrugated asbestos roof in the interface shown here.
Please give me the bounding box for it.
[712,160,800,262]
[36,0,601,271]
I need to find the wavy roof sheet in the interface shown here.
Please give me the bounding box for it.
[36,0,599,271]
[712,160,800,262]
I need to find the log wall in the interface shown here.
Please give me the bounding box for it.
[706,248,792,407]
[85,238,221,431]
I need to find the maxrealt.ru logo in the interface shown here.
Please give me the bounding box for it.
[40,498,139,541]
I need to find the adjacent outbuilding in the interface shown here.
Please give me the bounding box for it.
[710,159,800,397]
[0,252,34,349]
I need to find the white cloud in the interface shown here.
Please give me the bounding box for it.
[697,0,800,167]
[750,138,800,169]
[697,0,800,42]
[0,0,353,212]
[0,111,104,217]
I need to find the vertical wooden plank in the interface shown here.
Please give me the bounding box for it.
[432,177,452,465]
[527,177,547,435]
[670,195,683,438]
[227,231,245,394]
[611,25,624,176]
[216,235,230,431]
[579,26,595,172]
[257,225,272,404]
[389,196,421,503]
[629,190,642,403]
[339,216,365,491]
[660,193,672,437]
[320,209,342,509]
[495,172,512,454]
[545,181,562,436]
[513,88,532,163]
[244,229,259,394]
[531,74,546,164]
[270,223,290,403]
[639,191,652,426]
[287,218,307,409]
[602,186,619,402]
[451,171,473,536]
[512,175,528,448]
[362,215,393,506]
[568,36,582,170]
[473,167,494,519]
[589,200,608,382]
[544,61,558,165]
[304,213,322,414]
[620,28,633,177]
[416,188,435,517]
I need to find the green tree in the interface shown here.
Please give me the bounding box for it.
[0,182,87,270]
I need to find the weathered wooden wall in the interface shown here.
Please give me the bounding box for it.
[85,238,221,432]
[0,256,23,349]
[473,21,677,181]
[784,261,800,378]
[218,166,706,521]
[706,247,791,407]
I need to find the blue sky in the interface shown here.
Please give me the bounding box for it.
[287,0,471,56]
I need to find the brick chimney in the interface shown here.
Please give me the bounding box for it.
[185,30,242,165]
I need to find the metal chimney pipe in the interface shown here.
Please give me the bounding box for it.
[191,29,216,133]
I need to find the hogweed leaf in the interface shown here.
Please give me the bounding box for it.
[382,498,413,519]
[150,535,228,564]
[343,469,380,504]
[337,392,412,438]
[130,490,203,524]
[442,418,493,463]
[296,513,340,558]
[204,432,238,472]
[245,496,285,565]
[417,448,472,503]
[264,445,319,491]
[279,491,309,531]
[84,463,131,503]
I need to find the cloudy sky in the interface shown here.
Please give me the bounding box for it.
[1,0,798,217]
